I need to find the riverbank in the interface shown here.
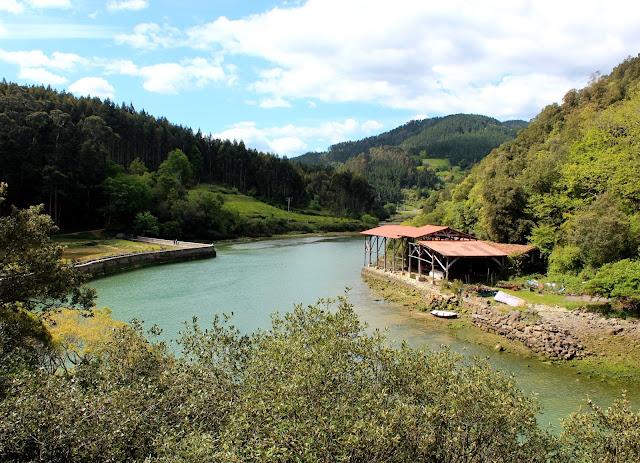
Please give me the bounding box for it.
[73,237,216,277]
[362,266,640,384]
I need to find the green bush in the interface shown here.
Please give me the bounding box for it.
[1,298,557,462]
[548,245,583,276]
[560,394,640,462]
[361,213,379,226]
[584,259,640,314]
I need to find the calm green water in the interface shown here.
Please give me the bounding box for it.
[91,235,639,429]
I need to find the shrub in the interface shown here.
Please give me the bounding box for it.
[548,245,583,276]
[361,213,379,226]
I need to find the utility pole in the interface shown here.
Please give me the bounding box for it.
[286,197,292,222]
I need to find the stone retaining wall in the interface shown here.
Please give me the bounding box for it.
[472,306,585,360]
[361,266,442,298]
[362,266,586,360]
[75,244,216,277]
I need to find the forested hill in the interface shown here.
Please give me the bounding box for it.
[0,82,316,231]
[295,114,527,167]
[415,54,640,276]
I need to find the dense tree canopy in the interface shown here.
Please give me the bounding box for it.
[296,114,525,167]
[414,54,640,279]
[2,294,637,461]
[0,81,386,235]
[1,194,639,461]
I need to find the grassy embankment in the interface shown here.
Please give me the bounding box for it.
[362,275,536,357]
[56,190,366,261]
[215,186,366,235]
[363,275,640,384]
[54,231,169,263]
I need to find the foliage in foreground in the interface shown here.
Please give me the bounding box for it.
[0,183,96,382]
[2,297,639,461]
[0,298,554,462]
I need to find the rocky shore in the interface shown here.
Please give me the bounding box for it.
[362,266,640,364]
[472,305,586,360]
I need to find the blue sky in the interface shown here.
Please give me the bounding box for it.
[2,0,640,157]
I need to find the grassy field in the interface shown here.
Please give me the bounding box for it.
[53,231,169,262]
[497,288,598,311]
[221,193,358,225]
[421,158,450,168]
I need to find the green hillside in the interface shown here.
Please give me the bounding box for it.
[295,114,526,167]
[401,114,528,166]
[414,54,640,286]
[0,82,390,237]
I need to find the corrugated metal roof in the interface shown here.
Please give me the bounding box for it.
[360,225,418,239]
[417,240,508,258]
[361,224,450,239]
[483,241,536,256]
[403,225,450,238]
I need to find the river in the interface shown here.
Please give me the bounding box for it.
[90,235,639,429]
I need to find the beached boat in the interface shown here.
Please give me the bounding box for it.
[430,310,458,319]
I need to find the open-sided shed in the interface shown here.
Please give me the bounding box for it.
[361,224,474,272]
[411,240,507,281]
[362,224,536,282]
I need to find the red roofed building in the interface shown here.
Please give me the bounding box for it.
[361,224,536,281]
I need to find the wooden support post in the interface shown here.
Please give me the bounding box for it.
[431,252,435,284]
[393,239,397,272]
[369,237,373,267]
[363,236,367,267]
[384,237,387,271]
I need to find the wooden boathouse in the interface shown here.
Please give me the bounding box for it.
[362,224,535,282]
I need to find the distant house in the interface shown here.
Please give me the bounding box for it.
[361,224,536,281]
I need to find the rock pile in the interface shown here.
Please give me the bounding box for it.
[472,306,586,360]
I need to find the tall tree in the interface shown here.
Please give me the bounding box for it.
[0,184,95,376]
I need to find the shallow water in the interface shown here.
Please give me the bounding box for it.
[91,235,639,429]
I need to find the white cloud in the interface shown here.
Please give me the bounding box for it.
[0,0,24,13]
[259,97,291,108]
[115,23,180,50]
[361,120,384,134]
[0,49,87,82]
[26,0,71,8]
[107,0,148,12]
[19,67,67,85]
[112,57,231,94]
[69,77,115,99]
[212,118,386,157]
[3,24,121,39]
[409,114,428,121]
[271,137,307,156]
[184,0,640,120]
[0,49,85,70]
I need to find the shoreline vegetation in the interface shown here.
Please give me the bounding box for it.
[361,269,640,385]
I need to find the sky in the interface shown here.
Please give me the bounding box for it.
[1,1,640,158]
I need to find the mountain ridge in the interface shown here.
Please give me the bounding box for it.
[295,114,528,167]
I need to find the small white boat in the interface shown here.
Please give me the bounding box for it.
[430,310,457,319]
